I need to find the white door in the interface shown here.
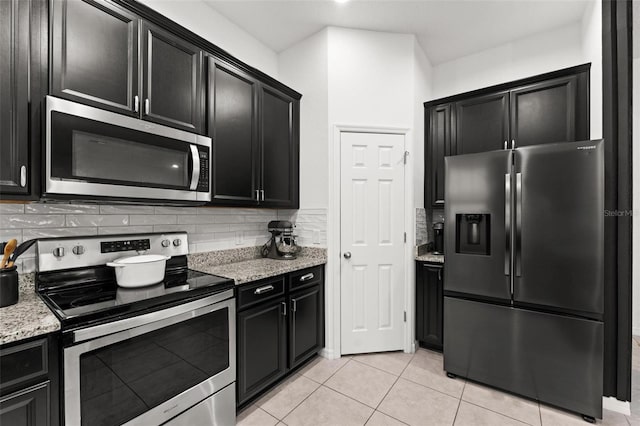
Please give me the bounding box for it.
[340,131,405,355]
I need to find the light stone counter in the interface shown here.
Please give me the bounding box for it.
[189,247,327,285]
[0,273,60,346]
[415,253,445,263]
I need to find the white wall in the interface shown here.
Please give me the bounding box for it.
[431,23,585,100]
[632,0,639,336]
[138,0,278,77]
[412,43,433,208]
[278,29,330,209]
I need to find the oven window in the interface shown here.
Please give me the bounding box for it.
[72,131,189,187]
[50,111,194,190]
[79,307,229,426]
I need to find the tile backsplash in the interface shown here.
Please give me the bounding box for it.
[0,203,327,273]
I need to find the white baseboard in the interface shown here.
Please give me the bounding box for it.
[319,348,336,359]
[602,396,631,416]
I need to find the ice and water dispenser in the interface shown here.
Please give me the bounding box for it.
[455,214,490,255]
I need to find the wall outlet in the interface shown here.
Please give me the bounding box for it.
[313,229,320,245]
[235,231,243,245]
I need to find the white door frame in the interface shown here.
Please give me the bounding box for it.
[325,124,416,359]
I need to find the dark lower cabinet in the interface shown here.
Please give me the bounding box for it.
[416,261,444,351]
[0,382,50,426]
[237,297,287,404]
[237,266,324,407]
[0,335,59,426]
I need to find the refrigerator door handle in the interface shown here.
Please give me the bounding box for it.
[504,173,511,276]
[515,172,522,277]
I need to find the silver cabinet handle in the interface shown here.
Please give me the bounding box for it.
[255,190,260,201]
[511,139,515,150]
[292,299,297,313]
[343,252,352,259]
[254,284,274,295]
[20,165,27,187]
[300,273,314,282]
[260,190,265,201]
[281,301,287,316]
[145,98,150,115]
[504,140,508,150]
[134,95,139,113]
[438,269,442,281]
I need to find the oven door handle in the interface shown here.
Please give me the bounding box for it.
[189,145,200,191]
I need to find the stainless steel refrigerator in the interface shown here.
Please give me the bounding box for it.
[443,140,604,421]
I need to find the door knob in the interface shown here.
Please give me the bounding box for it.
[343,252,352,259]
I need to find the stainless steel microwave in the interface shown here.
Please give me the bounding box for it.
[44,96,211,204]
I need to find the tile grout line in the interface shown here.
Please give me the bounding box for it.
[451,379,466,425]
[461,399,540,426]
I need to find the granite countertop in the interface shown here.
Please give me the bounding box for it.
[415,253,444,263]
[189,247,327,285]
[0,274,60,346]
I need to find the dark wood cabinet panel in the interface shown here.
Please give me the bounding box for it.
[0,0,30,195]
[0,382,50,426]
[141,22,204,133]
[416,262,444,351]
[427,104,453,208]
[208,59,259,205]
[455,92,509,154]
[51,0,138,115]
[289,284,324,369]
[260,85,299,208]
[510,75,579,147]
[237,297,287,406]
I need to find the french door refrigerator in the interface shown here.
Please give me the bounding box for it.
[443,140,604,420]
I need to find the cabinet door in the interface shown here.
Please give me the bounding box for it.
[455,92,509,154]
[289,284,324,369]
[141,22,204,133]
[0,382,50,426]
[510,75,579,147]
[207,59,259,205]
[416,262,444,350]
[0,0,29,194]
[51,0,138,115]
[427,104,453,207]
[237,298,287,406]
[259,85,299,208]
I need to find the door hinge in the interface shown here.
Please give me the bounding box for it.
[404,232,407,243]
[403,151,410,164]
[403,311,407,322]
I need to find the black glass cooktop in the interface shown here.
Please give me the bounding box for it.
[38,268,234,328]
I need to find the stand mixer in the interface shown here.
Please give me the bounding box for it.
[261,220,300,260]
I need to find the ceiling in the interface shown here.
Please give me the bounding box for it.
[203,0,591,65]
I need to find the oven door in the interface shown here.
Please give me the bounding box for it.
[63,290,235,426]
[45,96,211,203]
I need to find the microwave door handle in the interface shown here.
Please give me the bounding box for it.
[189,145,200,190]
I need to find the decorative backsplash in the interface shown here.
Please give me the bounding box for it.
[0,203,327,273]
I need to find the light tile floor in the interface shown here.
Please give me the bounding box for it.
[238,338,640,426]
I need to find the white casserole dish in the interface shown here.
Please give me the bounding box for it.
[106,254,170,288]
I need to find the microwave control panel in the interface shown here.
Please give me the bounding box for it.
[197,147,209,193]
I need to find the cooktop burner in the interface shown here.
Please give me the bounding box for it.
[38,268,234,328]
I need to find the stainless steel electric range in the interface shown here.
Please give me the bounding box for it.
[35,232,236,426]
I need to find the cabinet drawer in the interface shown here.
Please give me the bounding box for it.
[288,266,323,292]
[0,339,48,391]
[237,276,285,310]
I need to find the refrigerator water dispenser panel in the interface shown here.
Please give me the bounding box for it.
[456,214,490,255]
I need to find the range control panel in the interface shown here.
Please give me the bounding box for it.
[101,239,151,254]
[36,232,189,272]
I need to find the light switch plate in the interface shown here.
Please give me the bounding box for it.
[235,231,243,245]
[313,230,320,244]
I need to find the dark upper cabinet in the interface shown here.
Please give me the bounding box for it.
[208,59,259,205]
[51,0,204,133]
[416,261,444,351]
[425,65,589,208]
[289,283,324,369]
[455,92,509,154]
[237,297,287,406]
[51,0,138,116]
[0,0,45,199]
[259,85,299,208]
[427,104,453,207]
[141,22,204,133]
[510,75,584,147]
